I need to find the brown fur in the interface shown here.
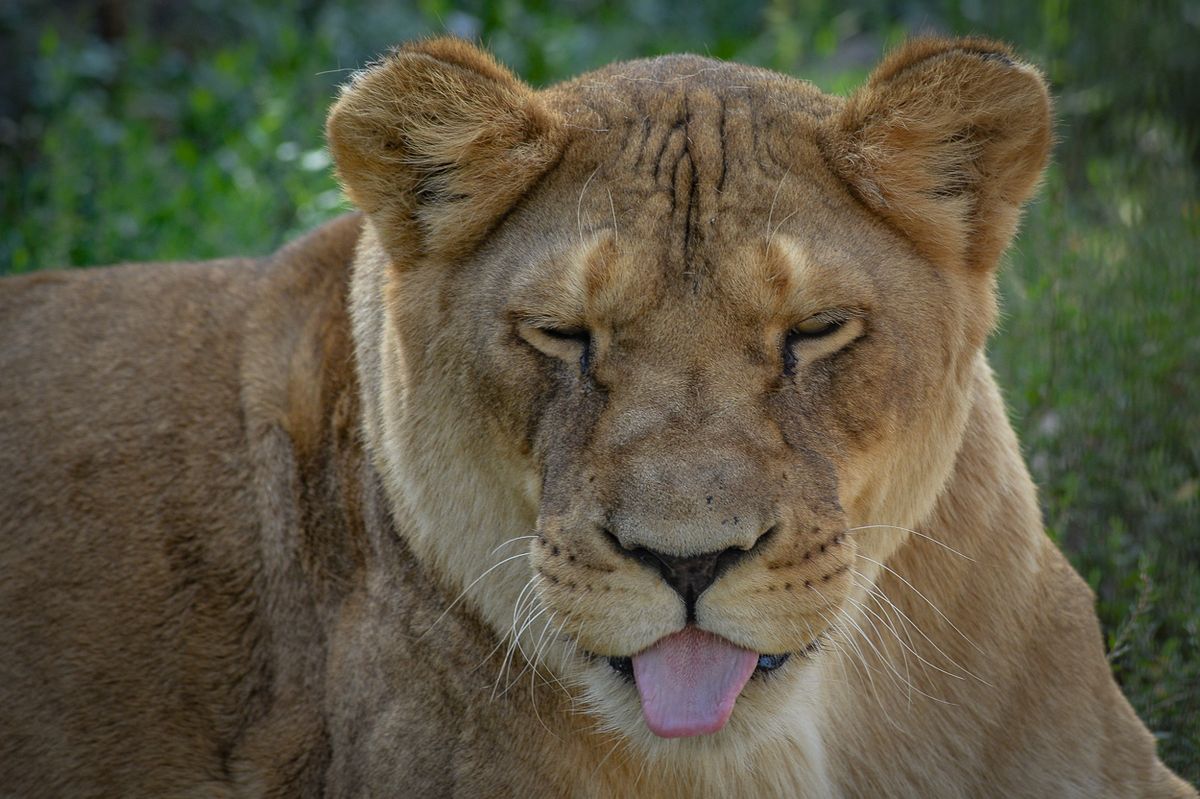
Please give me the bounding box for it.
[1,37,1194,797]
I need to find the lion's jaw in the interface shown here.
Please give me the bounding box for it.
[333,37,1050,766]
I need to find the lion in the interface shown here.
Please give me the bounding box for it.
[0,35,1194,797]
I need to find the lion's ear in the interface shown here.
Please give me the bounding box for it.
[327,38,565,263]
[822,38,1052,271]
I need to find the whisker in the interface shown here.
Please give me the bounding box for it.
[505,580,585,700]
[842,591,914,705]
[868,577,921,656]
[607,187,619,243]
[512,593,548,657]
[467,574,539,676]
[511,574,542,630]
[846,524,976,563]
[856,553,990,665]
[851,570,972,684]
[528,612,567,691]
[814,607,873,685]
[817,605,901,731]
[786,619,852,692]
[842,592,959,707]
[577,165,601,245]
[503,609,556,694]
[526,614,561,740]
[490,534,538,557]
[495,605,549,699]
[862,574,927,696]
[767,208,800,252]
[815,585,911,701]
[538,615,576,698]
[493,576,545,698]
[420,550,530,639]
[764,168,789,239]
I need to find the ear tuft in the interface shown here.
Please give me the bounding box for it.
[823,37,1053,270]
[327,38,566,263]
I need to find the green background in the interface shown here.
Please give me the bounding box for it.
[1,0,1196,781]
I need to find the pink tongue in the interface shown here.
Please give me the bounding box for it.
[631,627,759,738]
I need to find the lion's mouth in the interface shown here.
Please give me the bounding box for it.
[593,627,820,739]
[605,651,791,680]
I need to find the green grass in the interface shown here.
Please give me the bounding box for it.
[2,0,1196,783]
[994,160,1199,772]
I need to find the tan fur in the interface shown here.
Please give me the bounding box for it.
[1,37,1194,798]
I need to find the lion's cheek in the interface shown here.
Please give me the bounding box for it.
[697,538,857,655]
[531,547,682,656]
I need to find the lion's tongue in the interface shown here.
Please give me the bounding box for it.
[631,627,759,738]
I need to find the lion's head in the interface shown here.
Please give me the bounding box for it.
[327,37,1050,754]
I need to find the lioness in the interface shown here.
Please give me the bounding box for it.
[0,36,1193,798]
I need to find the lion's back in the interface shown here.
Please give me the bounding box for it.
[0,257,275,795]
[0,214,368,796]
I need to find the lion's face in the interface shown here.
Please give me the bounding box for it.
[444,108,980,743]
[330,38,1049,750]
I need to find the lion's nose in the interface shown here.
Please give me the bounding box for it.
[606,527,773,620]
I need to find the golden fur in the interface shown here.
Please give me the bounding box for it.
[1,37,1194,797]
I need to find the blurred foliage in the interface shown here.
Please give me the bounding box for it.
[0,0,1196,782]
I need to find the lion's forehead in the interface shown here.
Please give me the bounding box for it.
[529,66,880,311]
[549,65,837,197]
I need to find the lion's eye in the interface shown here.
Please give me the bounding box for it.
[792,309,849,338]
[518,322,593,374]
[782,311,857,376]
[538,325,589,344]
